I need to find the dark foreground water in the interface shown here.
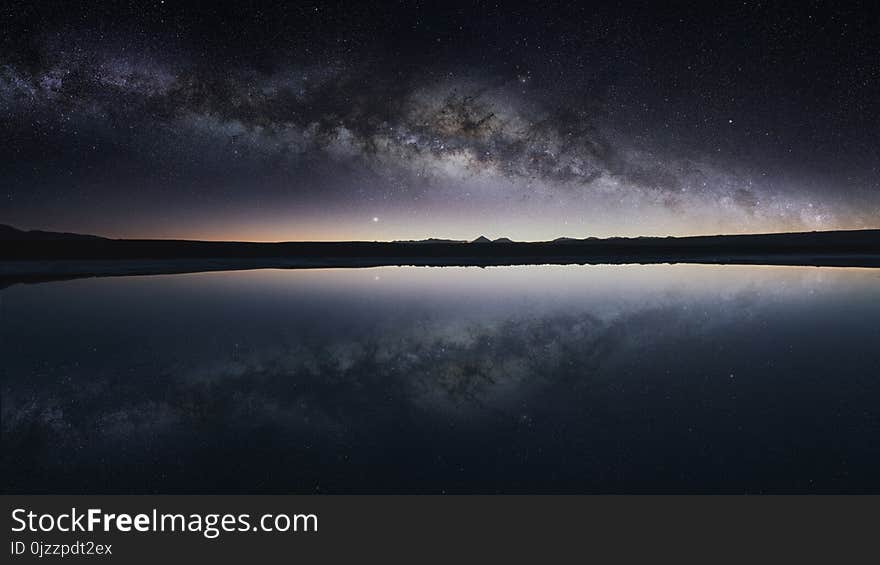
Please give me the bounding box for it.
[2,264,880,493]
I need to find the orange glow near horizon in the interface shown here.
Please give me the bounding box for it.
[24,198,877,243]
[91,218,878,243]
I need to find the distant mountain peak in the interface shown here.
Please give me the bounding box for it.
[471,235,492,243]
[493,237,514,243]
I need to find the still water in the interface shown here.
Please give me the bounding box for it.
[3,264,880,493]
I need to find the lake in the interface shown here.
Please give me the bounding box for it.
[3,264,880,493]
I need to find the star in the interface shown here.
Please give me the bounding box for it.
[372,217,379,223]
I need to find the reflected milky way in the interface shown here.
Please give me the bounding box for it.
[3,265,880,492]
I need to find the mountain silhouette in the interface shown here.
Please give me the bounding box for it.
[393,238,467,244]
[2,226,880,282]
[0,224,105,241]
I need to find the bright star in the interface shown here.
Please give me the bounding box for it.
[372,217,379,222]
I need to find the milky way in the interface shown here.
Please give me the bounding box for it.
[1,3,878,240]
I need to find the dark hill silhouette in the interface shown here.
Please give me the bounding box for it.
[0,224,105,241]
[2,224,880,284]
[393,238,467,244]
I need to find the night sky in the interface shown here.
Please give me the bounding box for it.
[2,1,878,241]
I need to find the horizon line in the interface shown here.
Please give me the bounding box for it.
[4,223,880,244]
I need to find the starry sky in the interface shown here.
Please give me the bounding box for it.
[2,1,878,241]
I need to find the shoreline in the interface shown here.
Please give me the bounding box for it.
[2,253,880,287]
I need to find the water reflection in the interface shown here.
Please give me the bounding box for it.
[2,265,880,492]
